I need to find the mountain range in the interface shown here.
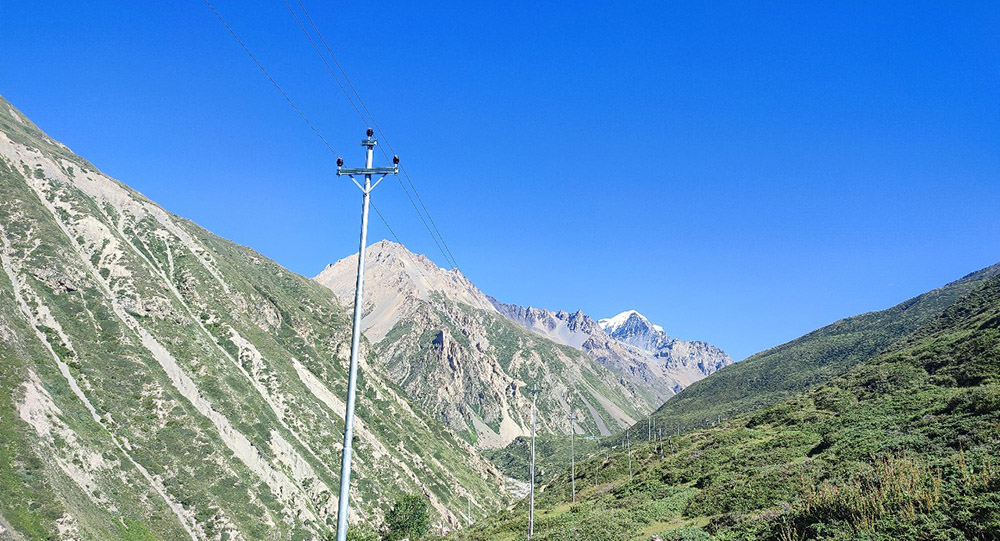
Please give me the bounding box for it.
[0,95,730,539]
[314,241,731,449]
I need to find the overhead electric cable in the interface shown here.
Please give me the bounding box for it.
[290,0,462,271]
[203,0,340,158]
[207,0,425,278]
[280,0,368,126]
[370,203,401,246]
[393,166,461,271]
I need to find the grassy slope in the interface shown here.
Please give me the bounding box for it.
[651,263,1000,434]
[458,273,1000,540]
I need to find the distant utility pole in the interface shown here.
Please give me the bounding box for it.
[526,385,541,539]
[334,129,399,541]
[658,428,663,458]
[626,430,633,479]
[647,417,651,442]
[594,451,601,487]
[568,413,577,503]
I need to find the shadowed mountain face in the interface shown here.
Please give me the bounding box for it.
[0,96,507,539]
[315,241,660,449]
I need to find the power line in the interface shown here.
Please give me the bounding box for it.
[370,203,401,246]
[209,0,460,272]
[203,0,340,158]
[290,0,462,271]
[394,166,460,271]
[280,0,367,126]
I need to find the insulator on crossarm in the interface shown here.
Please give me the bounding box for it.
[337,157,344,167]
[393,155,399,165]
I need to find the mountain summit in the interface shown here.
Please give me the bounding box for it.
[599,310,664,341]
[316,240,493,342]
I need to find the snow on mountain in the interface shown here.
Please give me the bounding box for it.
[496,304,733,395]
[599,310,664,336]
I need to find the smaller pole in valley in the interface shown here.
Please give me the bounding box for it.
[627,429,633,479]
[568,412,577,503]
[525,384,542,539]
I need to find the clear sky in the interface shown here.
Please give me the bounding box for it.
[2,1,998,360]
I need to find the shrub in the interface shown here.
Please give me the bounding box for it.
[384,494,430,541]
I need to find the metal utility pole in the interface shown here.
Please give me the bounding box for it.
[626,430,633,479]
[568,413,576,503]
[526,385,541,539]
[334,129,398,541]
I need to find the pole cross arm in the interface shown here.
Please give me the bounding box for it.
[337,166,398,176]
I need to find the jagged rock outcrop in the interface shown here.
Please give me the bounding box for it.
[599,310,733,382]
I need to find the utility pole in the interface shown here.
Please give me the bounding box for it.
[334,129,398,541]
[626,430,633,479]
[594,455,601,487]
[568,413,576,503]
[526,385,541,539]
[658,428,663,458]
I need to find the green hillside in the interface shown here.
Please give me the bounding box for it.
[650,263,1000,434]
[458,272,1000,539]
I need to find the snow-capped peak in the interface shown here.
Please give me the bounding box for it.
[598,310,664,335]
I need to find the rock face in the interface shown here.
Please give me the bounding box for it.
[599,310,733,383]
[315,242,658,449]
[0,96,506,539]
[491,303,733,404]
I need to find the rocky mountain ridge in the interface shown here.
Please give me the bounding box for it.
[491,302,733,402]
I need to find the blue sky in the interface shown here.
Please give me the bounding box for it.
[2,1,998,360]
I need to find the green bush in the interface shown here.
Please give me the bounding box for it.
[384,494,430,541]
